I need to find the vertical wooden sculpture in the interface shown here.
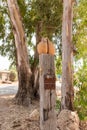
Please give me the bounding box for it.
[38,38,56,130]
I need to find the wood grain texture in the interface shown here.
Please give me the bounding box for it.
[39,54,56,130]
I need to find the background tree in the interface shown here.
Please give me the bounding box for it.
[0,0,63,72]
[7,0,33,106]
[74,58,87,120]
[61,0,74,110]
[9,71,16,82]
[73,0,87,120]
[0,0,63,104]
[29,0,63,96]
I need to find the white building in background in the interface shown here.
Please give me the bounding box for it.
[0,70,10,81]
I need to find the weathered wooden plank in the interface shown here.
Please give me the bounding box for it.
[39,54,56,130]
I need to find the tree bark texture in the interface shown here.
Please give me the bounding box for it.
[31,22,42,98]
[61,0,74,110]
[7,0,33,106]
[39,54,56,130]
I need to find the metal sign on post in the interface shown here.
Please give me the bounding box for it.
[44,74,55,90]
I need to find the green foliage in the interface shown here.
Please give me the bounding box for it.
[56,99,61,110]
[0,11,5,38]
[0,0,16,66]
[31,0,63,38]
[0,73,1,79]
[73,0,87,59]
[55,56,62,75]
[17,0,35,36]
[9,65,18,81]
[74,59,87,120]
[72,0,87,120]
[0,0,63,67]
[9,71,16,82]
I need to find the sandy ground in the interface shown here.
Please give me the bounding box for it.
[0,95,40,130]
[0,95,87,130]
[0,82,87,130]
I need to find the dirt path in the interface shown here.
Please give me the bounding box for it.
[0,82,18,95]
[0,94,87,130]
[0,95,40,130]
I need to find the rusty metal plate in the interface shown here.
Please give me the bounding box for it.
[44,74,56,90]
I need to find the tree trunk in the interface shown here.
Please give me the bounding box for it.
[61,0,74,110]
[7,0,33,106]
[31,21,42,98]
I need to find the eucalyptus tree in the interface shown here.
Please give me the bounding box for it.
[7,0,33,106]
[61,0,74,110]
[29,0,63,96]
[0,0,63,105]
[13,0,63,98]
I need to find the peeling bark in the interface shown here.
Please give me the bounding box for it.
[7,0,33,106]
[31,22,42,98]
[61,0,74,110]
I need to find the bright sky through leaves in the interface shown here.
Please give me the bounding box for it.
[0,55,10,70]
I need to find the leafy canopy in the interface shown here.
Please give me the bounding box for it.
[0,0,63,67]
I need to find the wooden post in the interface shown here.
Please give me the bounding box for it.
[39,54,56,130]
